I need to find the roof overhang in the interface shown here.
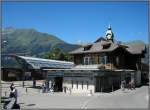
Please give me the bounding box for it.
[43,68,135,72]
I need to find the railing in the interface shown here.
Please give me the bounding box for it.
[74,64,102,69]
[100,63,116,70]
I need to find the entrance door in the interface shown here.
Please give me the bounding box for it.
[125,74,131,84]
[95,77,102,92]
[54,77,63,92]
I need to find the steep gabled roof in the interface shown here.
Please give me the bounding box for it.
[70,37,145,55]
[70,39,126,54]
[126,43,146,54]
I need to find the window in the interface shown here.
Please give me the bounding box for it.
[76,81,78,89]
[72,80,73,89]
[99,56,107,64]
[82,81,84,90]
[84,57,91,65]
[87,81,89,90]
[116,56,119,66]
[102,43,111,49]
[4,56,11,60]
[83,45,92,51]
[104,56,107,64]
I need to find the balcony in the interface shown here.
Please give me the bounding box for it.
[74,63,115,70]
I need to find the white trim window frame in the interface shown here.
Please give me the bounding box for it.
[99,55,107,65]
[84,56,91,65]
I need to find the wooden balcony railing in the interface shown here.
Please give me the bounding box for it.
[97,63,116,70]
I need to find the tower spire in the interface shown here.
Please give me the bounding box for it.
[108,24,111,29]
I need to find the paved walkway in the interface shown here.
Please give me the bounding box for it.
[1,81,149,109]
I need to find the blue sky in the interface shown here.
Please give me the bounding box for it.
[2,1,148,44]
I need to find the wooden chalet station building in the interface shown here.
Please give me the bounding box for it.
[44,25,146,93]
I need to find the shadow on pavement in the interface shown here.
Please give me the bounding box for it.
[26,104,36,106]
[27,86,41,89]
[18,102,25,105]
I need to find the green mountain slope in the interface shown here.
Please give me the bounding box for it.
[1,28,80,57]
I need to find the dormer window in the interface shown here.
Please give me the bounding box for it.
[101,41,111,49]
[102,43,111,49]
[83,44,92,51]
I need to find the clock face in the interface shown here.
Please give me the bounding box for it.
[107,34,112,39]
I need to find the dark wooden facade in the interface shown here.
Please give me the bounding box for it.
[72,47,142,71]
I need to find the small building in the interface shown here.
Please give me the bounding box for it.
[141,62,149,84]
[45,25,146,93]
[1,54,74,81]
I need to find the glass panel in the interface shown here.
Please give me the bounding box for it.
[84,57,91,65]
[76,81,78,89]
[87,81,89,90]
[72,80,73,89]
[99,56,107,64]
[82,81,84,90]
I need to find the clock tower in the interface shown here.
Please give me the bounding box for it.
[105,25,114,42]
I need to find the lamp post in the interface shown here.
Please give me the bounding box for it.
[2,40,8,54]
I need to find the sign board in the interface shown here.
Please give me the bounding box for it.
[47,72,63,77]
[8,73,16,77]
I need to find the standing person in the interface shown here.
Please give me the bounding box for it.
[123,80,126,89]
[9,86,18,104]
[10,83,14,91]
[33,78,36,88]
[44,82,46,92]
[46,81,49,91]
[53,83,56,92]
[41,84,43,93]
[50,83,54,93]
[131,79,135,90]
[64,86,67,93]
[42,83,45,93]
[121,80,124,91]
[128,81,132,90]
[45,81,49,92]
[121,80,126,91]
